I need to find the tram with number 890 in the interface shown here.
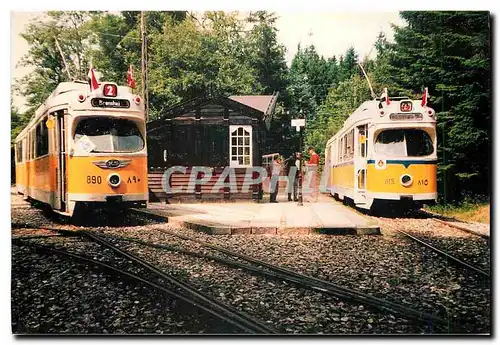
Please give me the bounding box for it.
[14,80,148,217]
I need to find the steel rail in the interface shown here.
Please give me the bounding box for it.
[393,228,490,278]
[155,228,449,328]
[11,234,63,240]
[78,230,276,334]
[431,218,489,240]
[12,239,259,333]
[413,210,489,240]
[126,209,450,327]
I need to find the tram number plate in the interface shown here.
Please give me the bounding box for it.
[127,176,141,184]
[87,176,102,184]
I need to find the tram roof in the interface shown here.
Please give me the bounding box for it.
[326,97,435,145]
[15,81,140,141]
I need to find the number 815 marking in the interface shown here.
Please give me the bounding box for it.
[87,176,102,184]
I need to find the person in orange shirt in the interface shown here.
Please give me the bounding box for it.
[307,147,320,166]
[305,146,319,202]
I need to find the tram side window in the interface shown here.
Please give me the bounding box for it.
[347,129,354,160]
[30,130,35,160]
[36,119,49,157]
[340,137,344,162]
[15,142,22,163]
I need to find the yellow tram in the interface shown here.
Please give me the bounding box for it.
[324,95,437,211]
[14,80,148,217]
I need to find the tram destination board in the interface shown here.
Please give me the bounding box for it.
[389,113,423,121]
[91,98,130,108]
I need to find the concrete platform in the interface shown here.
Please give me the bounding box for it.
[145,194,380,235]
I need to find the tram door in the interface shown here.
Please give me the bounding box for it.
[53,110,67,212]
[354,125,368,205]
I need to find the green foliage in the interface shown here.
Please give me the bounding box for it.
[382,11,491,199]
[14,11,95,116]
[305,74,372,155]
[338,47,358,82]
[147,12,262,119]
[11,103,29,144]
[246,11,288,96]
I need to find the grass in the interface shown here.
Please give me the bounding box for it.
[426,200,490,224]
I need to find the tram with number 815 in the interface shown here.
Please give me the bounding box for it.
[324,89,437,212]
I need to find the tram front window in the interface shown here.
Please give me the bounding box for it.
[74,117,144,153]
[375,129,433,157]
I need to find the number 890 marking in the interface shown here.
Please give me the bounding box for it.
[87,176,102,184]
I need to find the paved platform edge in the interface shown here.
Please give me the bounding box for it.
[134,208,381,235]
[169,218,380,235]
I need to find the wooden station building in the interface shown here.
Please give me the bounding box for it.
[146,93,279,202]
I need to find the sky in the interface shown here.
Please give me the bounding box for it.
[11,11,405,112]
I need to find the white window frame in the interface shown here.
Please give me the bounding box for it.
[229,125,252,167]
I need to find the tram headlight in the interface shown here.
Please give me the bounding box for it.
[108,173,121,188]
[400,174,413,187]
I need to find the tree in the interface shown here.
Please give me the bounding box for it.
[305,74,372,155]
[146,11,262,119]
[384,11,491,200]
[338,46,358,82]
[11,103,28,144]
[14,11,95,115]
[246,11,288,96]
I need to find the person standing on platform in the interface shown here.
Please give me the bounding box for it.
[270,155,282,203]
[284,153,299,202]
[305,147,320,202]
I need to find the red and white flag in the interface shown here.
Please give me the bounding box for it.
[380,88,390,106]
[421,87,429,107]
[87,65,99,91]
[127,64,136,89]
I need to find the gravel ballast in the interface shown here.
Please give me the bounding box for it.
[11,203,490,334]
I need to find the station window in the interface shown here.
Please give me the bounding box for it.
[229,125,252,167]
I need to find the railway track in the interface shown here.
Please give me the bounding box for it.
[118,210,466,329]
[14,224,452,331]
[12,228,275,334]
[12,203,490,333]
[370,209,490,278]
[391,228,490,278]
[151,228,452,328]
[415,210,489,239]
[128,207,492,329]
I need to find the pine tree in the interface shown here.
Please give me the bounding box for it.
[385,11,491,200]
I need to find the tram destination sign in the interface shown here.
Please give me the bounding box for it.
[91,98,130,108]
[389,113,423,121]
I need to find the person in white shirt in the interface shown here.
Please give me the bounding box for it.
[270,156,282,203]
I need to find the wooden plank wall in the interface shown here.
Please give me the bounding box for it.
[148,167,261,202]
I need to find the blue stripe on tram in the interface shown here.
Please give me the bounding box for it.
[367,159,438,168]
